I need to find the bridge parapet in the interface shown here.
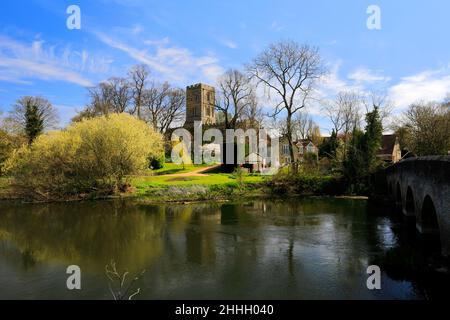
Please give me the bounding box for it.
[385,156,450,256]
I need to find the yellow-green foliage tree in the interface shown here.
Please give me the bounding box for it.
[0,130,13,175]
[0,128,26,176]
[4,114,163,200]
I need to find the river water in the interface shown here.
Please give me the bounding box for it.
[0,198,447,300]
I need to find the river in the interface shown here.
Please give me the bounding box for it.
[0,198,447,300]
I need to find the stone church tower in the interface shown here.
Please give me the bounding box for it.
[185,83,216,127]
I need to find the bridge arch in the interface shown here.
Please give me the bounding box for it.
[395,182,402,207]
[384,156,450,257]
[404,186,415,217]
[419,195,440,235]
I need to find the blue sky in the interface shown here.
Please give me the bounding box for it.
[0,0,449,132]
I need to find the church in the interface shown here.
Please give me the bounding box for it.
[184,83,216,129]
[181,83,268,172]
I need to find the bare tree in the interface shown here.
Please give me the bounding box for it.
[129,65,150,120]
[241,92,264,131]
[216,69,253,130]
[324,91,363,158]
[84,77,132,117]
[402,102,450,156]
[293,111,314,140]
[108,77,132,113]
[247,40,325,169]
[364,91,393,127]
[142,81,170,132]
[8,96,59,132]
[159,88,186,134]
[142,82,185,134]
[325,91,362,135]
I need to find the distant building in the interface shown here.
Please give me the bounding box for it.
[279,137,319,165]
[184,83,216,128]
[244,152,266,173]
[377,134,402,163]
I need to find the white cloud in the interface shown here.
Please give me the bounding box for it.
[96,32,224,85]
[0,57,93,87]
[388,68,450,108]
[317,61,364,99]
[131,24,143,35]
[144,37,170,47]
[270,21,284,32]
[220,39,238,49]
[348,68,391,84]
[0,36,101,87]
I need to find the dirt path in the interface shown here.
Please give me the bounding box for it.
[167,164,221,177]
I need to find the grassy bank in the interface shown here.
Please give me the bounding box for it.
[151,163,211,176]
[0,164,269,203]
[131,165,268,202]
[0,164,350,203]
[0,177,14,199]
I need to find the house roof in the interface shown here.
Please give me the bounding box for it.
[296,139,315,148]
[378,134,397,155]
[245,152,264,163]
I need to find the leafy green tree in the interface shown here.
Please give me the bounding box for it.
[8,96,58,144]
[343,129,366,192]
[319,130,338,159]
[0,129,13,175]
[363,106,383,171]
[343,107,383,194]
[24,104,44,145]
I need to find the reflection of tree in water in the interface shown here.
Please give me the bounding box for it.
[0,200,169,273]
[185,206,221,266]
[2,197,444,299]
[21,249,37,270]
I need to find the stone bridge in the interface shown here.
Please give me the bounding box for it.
[384,156,450,256]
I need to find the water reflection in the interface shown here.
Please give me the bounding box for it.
[0,198,444,299]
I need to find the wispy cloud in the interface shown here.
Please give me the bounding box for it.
[348,68,391,84]
[220,39,238,49]
[270,21,284,32]
[0,36,101,87]
[318,61,364,98]
[388,67,450,108]
[95,32,224,84]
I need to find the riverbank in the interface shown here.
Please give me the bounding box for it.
[0,165,363,203]
[0,165,270,203]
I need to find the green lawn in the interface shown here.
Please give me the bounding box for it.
[152,163,212,175]
[133,172,265,187]
[131,163,267,198]
[0,165,268,201]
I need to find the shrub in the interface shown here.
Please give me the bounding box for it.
[0,129,26,176]
[267,171,346,196]
[0,130,13,175]
[4,114,163,200]
[149,154,165,170]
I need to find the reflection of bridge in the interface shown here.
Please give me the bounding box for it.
[384,156,450,256]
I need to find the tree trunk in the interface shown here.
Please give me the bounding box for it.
[286,113,298,173]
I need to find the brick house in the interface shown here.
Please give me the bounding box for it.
[377,134,402,163]
[279,137,319,165]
